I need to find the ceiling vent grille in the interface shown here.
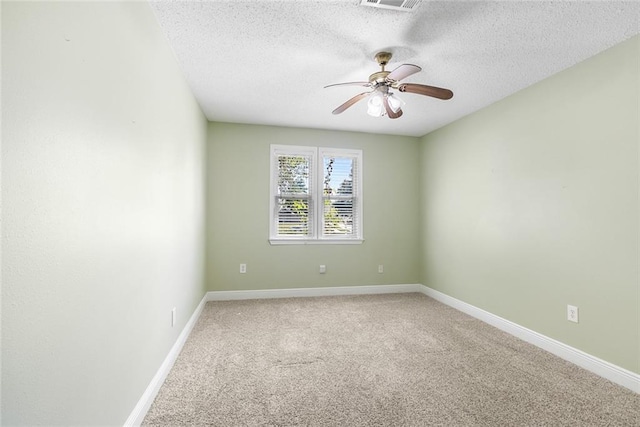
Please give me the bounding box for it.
[360,0,420,12]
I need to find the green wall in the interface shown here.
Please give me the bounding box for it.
[206,123,422,290]
[419,36,639,373]
[2,2,207,424]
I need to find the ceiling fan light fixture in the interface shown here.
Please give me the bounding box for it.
[367,92,384,117]
[387,92,404,113]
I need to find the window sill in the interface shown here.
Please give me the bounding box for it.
[269,238,364,246]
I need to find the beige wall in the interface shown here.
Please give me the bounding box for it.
[1,2,207,425]
[206,122,422,291]
[420,36,639,373]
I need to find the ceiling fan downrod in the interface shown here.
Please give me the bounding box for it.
[369,51,392,84]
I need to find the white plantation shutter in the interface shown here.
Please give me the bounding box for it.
[270,145,362,244]
[276,153,313,237]
[320,151,361,238]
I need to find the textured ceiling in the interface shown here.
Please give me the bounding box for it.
[150,0,639,137]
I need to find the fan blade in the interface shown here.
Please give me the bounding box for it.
[332,92,370,115]
[383,95,403,119]
[324,81,371,89]
[398,83,453,100]
[386,64,421,82]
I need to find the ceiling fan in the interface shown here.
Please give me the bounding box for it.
[324,51,453,119]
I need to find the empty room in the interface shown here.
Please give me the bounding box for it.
[2,0,639,425]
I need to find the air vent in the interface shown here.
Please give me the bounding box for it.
[360,0,420,12]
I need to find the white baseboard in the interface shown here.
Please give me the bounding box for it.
[418,285,640,393]
[206,284,423,301]
[124,294,209,427]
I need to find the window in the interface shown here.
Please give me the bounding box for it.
[270,145,363,244]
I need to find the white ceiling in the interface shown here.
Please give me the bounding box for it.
[150,0,639,137]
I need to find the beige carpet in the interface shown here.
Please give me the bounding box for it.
[143,293,639,426]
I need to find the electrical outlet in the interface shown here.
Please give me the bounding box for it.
[239,263,247,274]
[378,264,384,274]
[171,307,176,327]
[319,265,326,274]
[567,305,579,323]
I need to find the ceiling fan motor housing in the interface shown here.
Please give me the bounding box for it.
[369,71,391,85]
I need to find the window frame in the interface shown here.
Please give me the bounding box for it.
[269,144,363,245]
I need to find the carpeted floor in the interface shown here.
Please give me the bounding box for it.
[142,293,639,426]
